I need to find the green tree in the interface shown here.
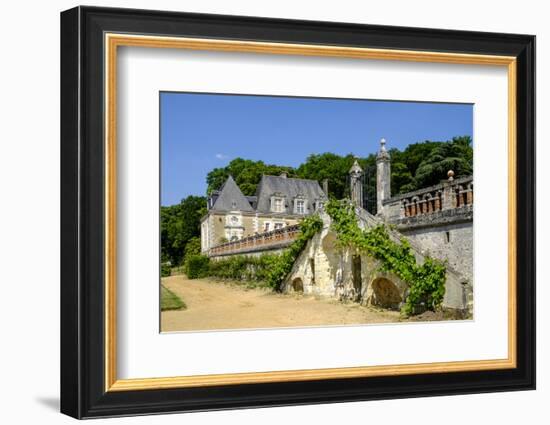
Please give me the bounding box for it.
[183,236,202,259]
[161,195,206,265]
[413,136,473,188]
[390,162,415,195]
[206,158,295,195]
[296,152,359,199]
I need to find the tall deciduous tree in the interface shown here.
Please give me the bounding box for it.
[206,158,295,195]
[413,136,473,188]
[161,195,206,265]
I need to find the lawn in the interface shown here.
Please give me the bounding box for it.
[160,285,187,311]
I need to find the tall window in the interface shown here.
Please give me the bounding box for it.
[264,222,271,232]
[274,222,284,230]
[296,199,305,214]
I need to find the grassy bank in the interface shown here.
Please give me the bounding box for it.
[160,285,187,311]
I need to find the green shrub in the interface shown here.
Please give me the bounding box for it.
[161,262,172,277]
[183,236,201,259]
[193,216,323,289]
[206,254,279,285]
[184,254,210,279]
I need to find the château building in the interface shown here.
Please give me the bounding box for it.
[200,173,328,252]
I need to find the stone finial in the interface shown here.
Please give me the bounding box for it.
[349,158,363,207]
[349,158,363,176]
[377,138,390,161]
[447,170,455,181]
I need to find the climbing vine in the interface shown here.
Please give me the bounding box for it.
[325,199,446,315]
[264,214,323,290]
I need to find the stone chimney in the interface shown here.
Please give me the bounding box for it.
[322,179,329,196]
[349,159,363,207]
[376,138,391,215]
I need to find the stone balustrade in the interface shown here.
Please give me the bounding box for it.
[382,175,473,220]
[208,224,300,257]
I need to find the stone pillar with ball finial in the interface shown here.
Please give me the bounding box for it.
[376,138,391,215]
[442,169,456,210]
[349,158,364,207]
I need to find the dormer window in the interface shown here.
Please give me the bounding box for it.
[293,197,307,215]
[271,196,285,213]
[316,201,325,211]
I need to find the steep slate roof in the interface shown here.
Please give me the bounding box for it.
[210,175,255,212]
[254,175,327,214]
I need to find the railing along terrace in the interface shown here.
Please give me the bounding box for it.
[384,175,473,219]
[209,224,301,256]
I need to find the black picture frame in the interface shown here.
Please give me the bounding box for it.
[60,5,535,419]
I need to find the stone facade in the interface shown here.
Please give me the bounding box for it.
[201,210,302,252]
[201,173,327,253]
[380,174,474,284]
[282,210,471,312]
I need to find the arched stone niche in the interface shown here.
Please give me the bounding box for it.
[364,274,408,310]
[291,277,304,293]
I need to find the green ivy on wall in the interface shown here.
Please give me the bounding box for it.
[325,199,446,315]
[263,214,323,290]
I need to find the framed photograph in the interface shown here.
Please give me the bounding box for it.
[60,6,535,419]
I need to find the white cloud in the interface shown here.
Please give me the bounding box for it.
[215,153,228,160]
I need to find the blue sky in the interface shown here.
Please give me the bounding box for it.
[161,92,472,206]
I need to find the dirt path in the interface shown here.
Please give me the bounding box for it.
[161,274,402,332]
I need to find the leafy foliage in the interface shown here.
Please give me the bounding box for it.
[207,158,295,196]
[263,215,323,289]
[184,215,323,290]
[161,196,206,266]
[413,136,473,188]
[295,153,363,199]
[204,254,278,286]
[160,262,172,277]
[183,254,210,279]
[388,136,473,194]
[325,199,446,315]
[183,236,201,258]
[204,137,472,203]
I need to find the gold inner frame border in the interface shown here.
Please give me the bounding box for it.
[104,33,517,392]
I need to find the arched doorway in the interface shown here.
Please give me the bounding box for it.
[291,277,304,293]
[371,277,402,310]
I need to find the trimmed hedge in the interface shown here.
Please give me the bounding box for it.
[161,262,172,277]
[184,215,323,290]
[183,254,210,279]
